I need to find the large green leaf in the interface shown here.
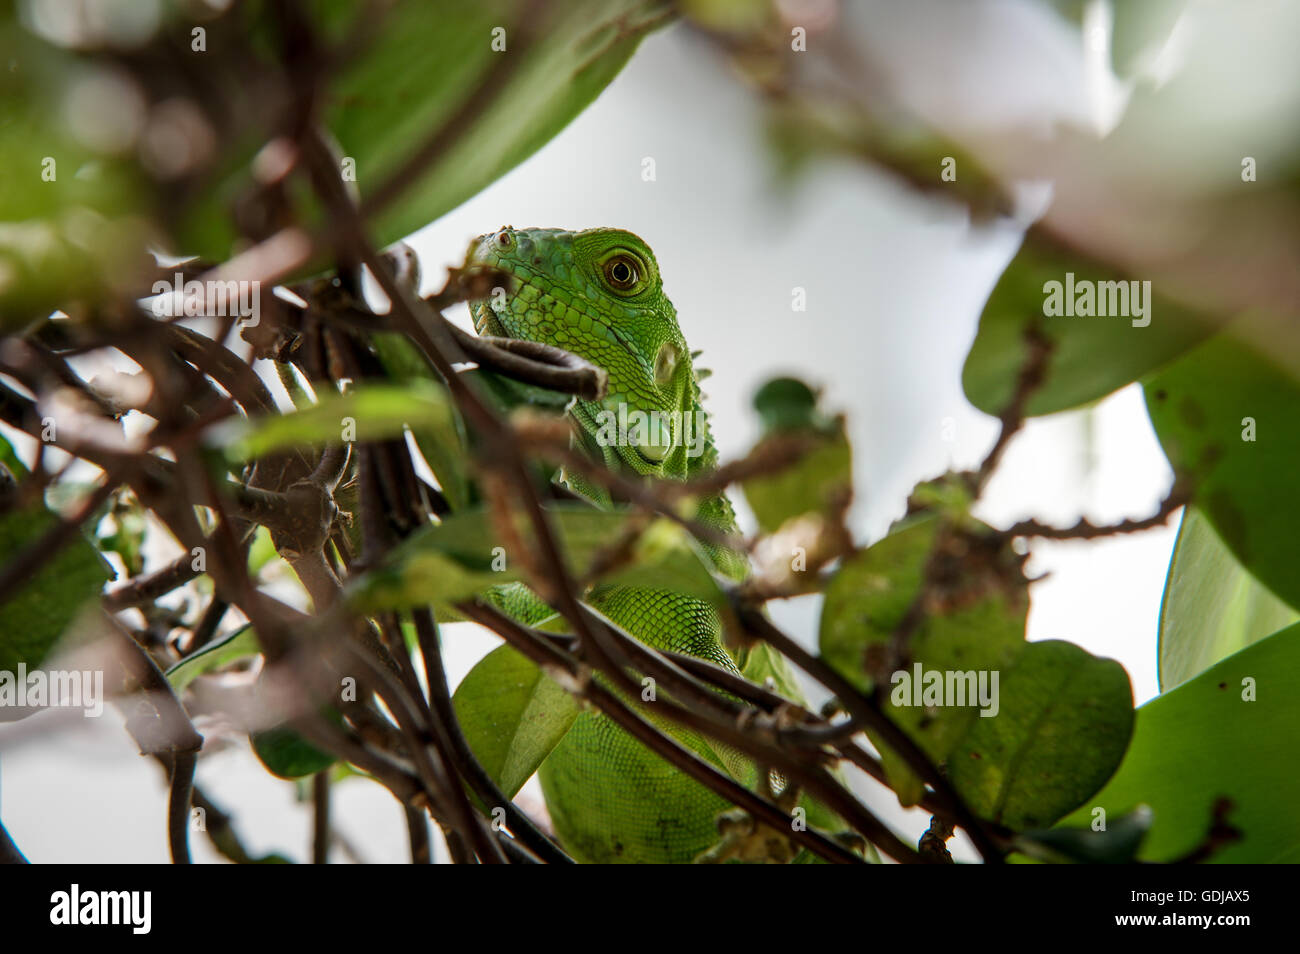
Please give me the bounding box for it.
[177,0,671,262]
[350,503,723,612]
[818,514,1027,804]
[1058,622,1300,862]
[451,643,579,799]
[946,640,1134,830]
[962,236,1222,417]
[1144,314,1300,611]
[1158,507,1297,692]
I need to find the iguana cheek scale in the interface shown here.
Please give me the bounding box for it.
[467,226,817,863]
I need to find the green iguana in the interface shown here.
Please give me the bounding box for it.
[466,226,833,863]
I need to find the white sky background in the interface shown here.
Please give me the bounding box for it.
[4,0,1208,863]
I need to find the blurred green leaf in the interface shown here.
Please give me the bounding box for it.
[0,433,25,479]
[371,332,472,509]
[0,17,153,322]
[164,625,260,692]
[350,503,723,612]
[1014,806,1152,864]
[947,639,1134,829]
[409,415,472,513]
[176,0,671,262]
[452,643,579,799]
[97,495,147,577]
[597,518,723,603]
[0,505,114,690]
[1158,506,1297,692]
[0,216,153,325]
[215,379,455,463]
[818,514,1027,804]
[962,236,1223,417]
[251,724,337,780]
[738,639,859,850]
[742,436,851,535]
[463,366,575,414]
[1110,0,1190,78]
[751,377,822,434]
[739,640,802,702]
[329,0,670,251]
[1144,313,1300,611]
[247,525,281,575]
[742,377,851,534]
[1058,621,1300,862]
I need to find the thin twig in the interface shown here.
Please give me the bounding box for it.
[312,770,331,864]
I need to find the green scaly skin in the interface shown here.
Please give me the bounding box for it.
[468,227,798,863]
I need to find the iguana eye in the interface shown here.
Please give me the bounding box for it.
[603,254,640,291]
[495,230,513,249]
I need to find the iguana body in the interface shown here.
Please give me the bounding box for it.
[468,227,798,862]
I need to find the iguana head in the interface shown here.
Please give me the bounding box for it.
[467,226,704,475]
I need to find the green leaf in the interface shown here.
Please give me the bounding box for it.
[818,514,1027,804]
[751,377,823,434]
[962,236,1222,417]
[1144,314,1300,611]
[946,640,1134,829]
[1013,806,1153,864]
[328,0,670,252]
[740,641,805,704]
[742,436,851,534]
[0,19,153,323]
[0,433,25,480]
[738,641,864,853]
[0,217,153,327]
[1111,0,1190,78]
[0,505,113,688]
[1158,507,1297,691]
[451,644,579,799]
[215,379,456,463]
[176,0,669,263]
[251,725,338,780]
[1057,622,1300,862]
[462,367,576,414]
[165,625,261,692]
[247,525,281,575]
[350,503,723,612]
[371,333,473,510]
[598,518,723,603]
